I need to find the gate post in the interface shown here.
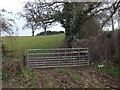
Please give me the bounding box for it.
[23,50,27,67]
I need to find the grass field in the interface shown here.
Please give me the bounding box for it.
[3,34,65,51]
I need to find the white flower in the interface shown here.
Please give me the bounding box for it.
[98,64,104,68]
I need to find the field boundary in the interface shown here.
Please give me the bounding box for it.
[26,48,90,68]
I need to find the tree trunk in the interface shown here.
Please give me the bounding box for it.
[44,26,47,36]
[118,7,120,29]
[111,17,114,31]
[31,26,35,36]
[32,30,34,36]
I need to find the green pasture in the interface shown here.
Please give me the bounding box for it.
[3,34,65,51]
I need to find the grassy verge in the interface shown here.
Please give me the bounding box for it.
[2,59,37,87]
[22,68,37,87]
[92,65,120,78]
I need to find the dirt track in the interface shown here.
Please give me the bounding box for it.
[2,61,120,88]
[33,66,120,88]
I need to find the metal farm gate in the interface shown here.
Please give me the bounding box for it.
[26,48,89,68]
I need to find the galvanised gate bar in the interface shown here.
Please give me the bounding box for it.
[26,48,89,68]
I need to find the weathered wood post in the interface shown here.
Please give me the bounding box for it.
[23,50,27,67]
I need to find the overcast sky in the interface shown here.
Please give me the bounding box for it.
[0,0,119,36]
[0,0,65,36]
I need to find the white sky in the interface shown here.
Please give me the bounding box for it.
[0,0,65,36]
[0,0,29,13]
[0,0,119,36]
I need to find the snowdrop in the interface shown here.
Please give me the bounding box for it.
[98,64,104,68]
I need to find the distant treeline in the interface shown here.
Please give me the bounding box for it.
[36,31,64,36]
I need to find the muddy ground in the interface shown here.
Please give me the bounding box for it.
[2,60,120,88]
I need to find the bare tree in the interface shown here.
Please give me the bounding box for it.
[21,0,62,36]
[0,9,17,36]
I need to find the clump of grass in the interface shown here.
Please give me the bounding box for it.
[23,68,37,87]
[2,71,11,81]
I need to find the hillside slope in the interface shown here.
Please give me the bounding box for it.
[3,34,65,51]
